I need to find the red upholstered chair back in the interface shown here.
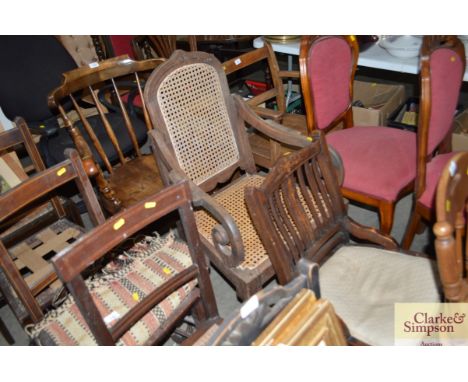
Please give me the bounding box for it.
[300,36,359,133]
[108,35,136,59]
[415,36,466,199]
[421,38,466,155]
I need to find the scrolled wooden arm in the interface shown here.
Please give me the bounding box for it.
[345,218,399,251]
[167,170,245,268]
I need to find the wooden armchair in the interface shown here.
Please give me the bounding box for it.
[244,134,441,345]
[434,152,468,302]
[44,55,166,213]
[29,182,220,345]
[144,50,313,300]
[0,146,105,332]
[223,41,308,168]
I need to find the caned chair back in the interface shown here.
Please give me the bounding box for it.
[245,133,347,285]
[144,50,255,191]
[434,151,468,302]
[299,36,358,133]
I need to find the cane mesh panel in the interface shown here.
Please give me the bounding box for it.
[195,175,266,270]
[157,63,240,185]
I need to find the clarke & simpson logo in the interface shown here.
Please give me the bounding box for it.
[395,303,468,345]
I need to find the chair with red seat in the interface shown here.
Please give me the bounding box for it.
[299,35,464,236]
[401,36,465,249]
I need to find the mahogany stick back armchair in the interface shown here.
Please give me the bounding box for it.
[45,55,166,213]
[144,50,313,300]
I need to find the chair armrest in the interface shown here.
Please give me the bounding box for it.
[167,170,245,268]
[344,217,399,251]
[249,105,284,122]
[234,94,312,149]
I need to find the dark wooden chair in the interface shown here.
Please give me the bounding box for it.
[144,50,313,300]
[28,181,220,345]
[44,55,166,213]
[223,41,308,169]
[402,36,466,249]
[299,35,422,235]
[0,144,105,333]
[244,133,441,345]
[434,152,468,302]
[205,260,346,345]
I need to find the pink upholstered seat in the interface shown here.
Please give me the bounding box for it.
[418,152,457,209]
[326,126,417,201]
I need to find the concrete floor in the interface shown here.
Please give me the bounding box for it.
[0,189,432,346]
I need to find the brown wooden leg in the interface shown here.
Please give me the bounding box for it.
[401,209,422,250]
[378,201,395,235]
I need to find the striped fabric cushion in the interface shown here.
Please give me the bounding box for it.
[28,232,196,345]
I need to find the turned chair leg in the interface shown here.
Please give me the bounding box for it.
[378,201,395,235]
[401,209,422,250]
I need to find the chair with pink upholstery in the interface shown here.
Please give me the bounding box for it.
[299,35,464,236]
[401,36,466,249]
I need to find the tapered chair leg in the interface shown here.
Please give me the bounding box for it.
[402,209,422,250]
[378,201,395,235]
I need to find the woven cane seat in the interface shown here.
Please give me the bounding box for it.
[195,174,267,270]
[29,233,197,346]
[320,245,441,345]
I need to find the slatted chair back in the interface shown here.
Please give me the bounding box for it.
[245,133,348,285]
[0,118,64,220]
[144,50,256,191]
[0,149,105,323]
[48,55,165,174]
[434,152,468,302]
[50,181,218,345]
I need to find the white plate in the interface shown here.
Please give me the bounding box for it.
[379,35,422,58]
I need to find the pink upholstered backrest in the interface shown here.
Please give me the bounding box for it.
[307,37,353,130]
[427,48,464,154]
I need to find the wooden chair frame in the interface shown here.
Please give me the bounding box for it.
[51,181,219,345]
[0,148,105,325]
[245,132,398,286]
[402,36,466,249]
[434,152,468,302]
[223,41,307,168]
[48,55,166,213]
[299,35,412,235]
[144,50,313,300]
